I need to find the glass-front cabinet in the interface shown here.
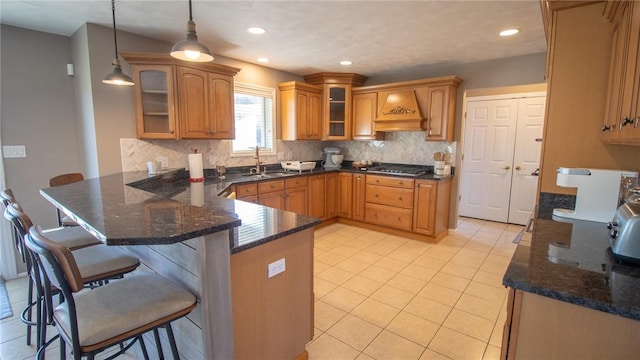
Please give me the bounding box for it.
[304,72,367,140]
[132,65,178,139]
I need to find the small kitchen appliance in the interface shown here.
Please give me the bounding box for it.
[608,202,640,264]
[553,167,638,223]
[322,147,344,170]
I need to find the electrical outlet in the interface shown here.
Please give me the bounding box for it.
[267,258,286,278]
[157,156,169,169]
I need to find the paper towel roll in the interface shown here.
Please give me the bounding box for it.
[190,182,205,207]
[188,153,204,181]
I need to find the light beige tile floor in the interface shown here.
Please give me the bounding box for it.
[0,217,520,360]
[308,217,522,360]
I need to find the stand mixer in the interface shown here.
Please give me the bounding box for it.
[321,147,344,170]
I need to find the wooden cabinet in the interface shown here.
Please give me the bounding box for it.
[178,67,235,139]
[413,178,451,237]
[304,72,367,140]
[364,175,415,231]
[130,65,178,139]
[352,173,366,221]
[235,183,258,203]
[351,91,385,140]
[425,85,457,141]
[308,174,326,219]
[325,173,338,218]
[279,81,323,140]
[257,180,285,210]
[602,1,640,144]
[337,172,353,218]
[285,177,308,215]
[122,52,240,140]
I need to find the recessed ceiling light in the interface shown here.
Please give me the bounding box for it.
[499,29,520,37]
[340,60,353,66]
[257,57,270,63]
[247,27,267,35]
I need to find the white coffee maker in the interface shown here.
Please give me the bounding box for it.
[322,147,344,170]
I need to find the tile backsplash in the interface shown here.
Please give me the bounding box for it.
[120,132,456,172]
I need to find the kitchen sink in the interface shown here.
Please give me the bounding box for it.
[240,172,289,178]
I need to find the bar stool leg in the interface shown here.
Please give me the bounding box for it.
[138,335,150,360]
[166,323,180,360]
[153,328,165,360]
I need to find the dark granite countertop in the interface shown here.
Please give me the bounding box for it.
[40,170,320,253]
[503,194,640,320]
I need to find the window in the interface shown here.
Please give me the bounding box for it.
[231,83,275,156]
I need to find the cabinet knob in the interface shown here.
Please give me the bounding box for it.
[399,181,404,185]
[503,165,511,170]
[374,193,379,197]
[398,197,403,201]
[170,129,175,134]
[515,166,522,171]
[601,125,611,132]
[621,117,634,127]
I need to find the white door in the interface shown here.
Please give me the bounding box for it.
[459,99,519,222]
[508,97,545,225]
[459,95,545,225]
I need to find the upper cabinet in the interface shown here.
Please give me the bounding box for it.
[303,72,367,140]
[361,76,462,141]
[131,65,178,139]
[352,90,385,140]
[602,1,640,144]
[279,81,323,140]
[121,53,240,140]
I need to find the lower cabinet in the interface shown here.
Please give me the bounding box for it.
[337,173,353,218]
[308,174,327,219]
[364,175,415,231]
[413,178,451,237]
[325,173,338,218]
[235,183,258,203]
[257,180,286,210]
[352,174,366,221]
[285,177,308,215]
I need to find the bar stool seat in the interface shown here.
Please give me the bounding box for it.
[41,226,101,250]
[72,245,140,283]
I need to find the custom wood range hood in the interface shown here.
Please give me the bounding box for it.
[355,75,462,135]
[376,89,425,131]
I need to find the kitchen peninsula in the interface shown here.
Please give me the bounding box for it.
[39,170,321,360]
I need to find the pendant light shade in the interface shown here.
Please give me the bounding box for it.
[170,0,213,62]
[103,0,134,86]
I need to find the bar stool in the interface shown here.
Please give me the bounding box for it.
[4,203,140,351]
[26,226,196,360]
[48,173,84,227]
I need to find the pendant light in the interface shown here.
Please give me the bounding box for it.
[170,0,214,62]
[102,0,134,86]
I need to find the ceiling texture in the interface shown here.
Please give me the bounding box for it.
[0,0,547,77]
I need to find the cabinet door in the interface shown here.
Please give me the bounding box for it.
[337,172,353,218]
[325,173,338,218]
[258,191,285,210]
[308,175,326,219]
[352,174,366,221]
[178,67,209,139]
[425,85,453,141]
[207,73,235,139]
[352,92,384,140]
[308,90,323,139]
[625,2,640,139]
[603,2,633,141]
[413,181,437,235]
[132,65,178,139]
[295,91,310,139]
[286,186,308,215]
[324,85,350,140]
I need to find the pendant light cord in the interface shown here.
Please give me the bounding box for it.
[111,0,119,60]
[189,0,193,22]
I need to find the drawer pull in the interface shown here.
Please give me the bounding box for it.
[399,181,403,185]
[374,193,379,197]
[398,197,403,201]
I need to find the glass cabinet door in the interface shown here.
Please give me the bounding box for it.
[328,86,347,138]
[133,65,178,139]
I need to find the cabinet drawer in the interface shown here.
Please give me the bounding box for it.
[365,203,413,231]
[366,185,414,209]
[285,176,308,189]
[366,175,414,188]
[236,183,258,196]
[258,180,285,193]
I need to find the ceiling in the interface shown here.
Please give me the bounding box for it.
[0,0,547,78]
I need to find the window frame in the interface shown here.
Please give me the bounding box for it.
[230,82,276,157]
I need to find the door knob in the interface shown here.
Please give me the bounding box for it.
[503,165,511,170]
[515,166,522,171]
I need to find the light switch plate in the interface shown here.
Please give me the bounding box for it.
[156,156,169,169]
[268,258,286,278]
[3,145,26,158]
